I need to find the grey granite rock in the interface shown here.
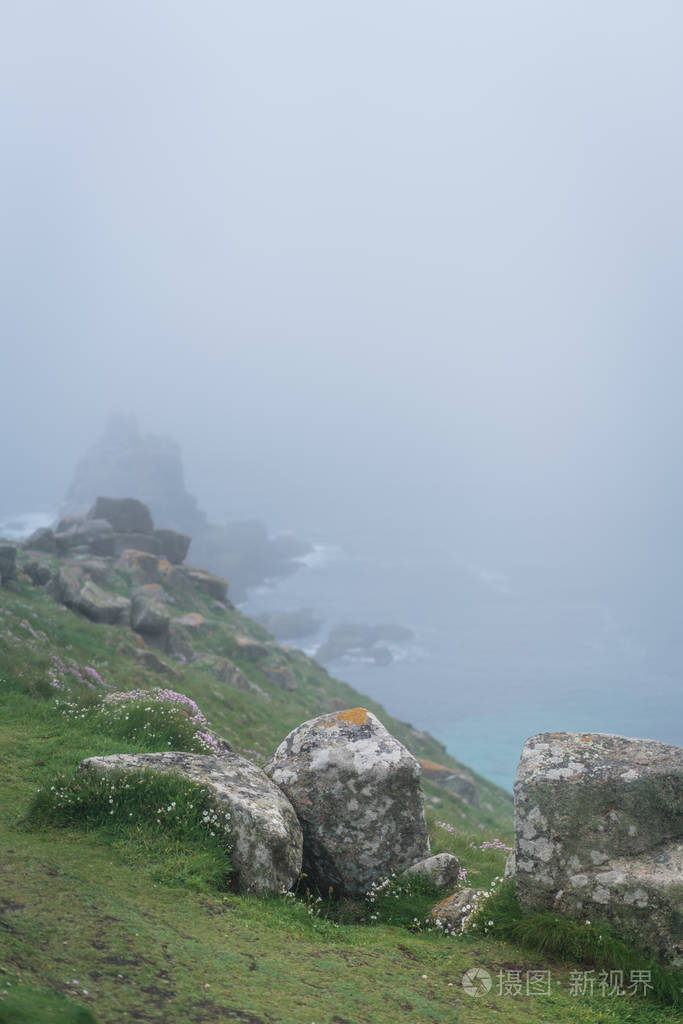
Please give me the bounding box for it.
[79,751,303,893]
[264,708,430,896]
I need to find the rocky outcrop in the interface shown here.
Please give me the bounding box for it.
[48,566,130,624]
[512,732,683,963]
[88,497,154,535]
[79,752,303,894]
[0,543,17,585]
[130,585,170,640]
[264,708,430,896]
[153,528,191,565]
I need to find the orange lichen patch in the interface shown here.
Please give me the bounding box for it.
[580,735,592,742]
[175,613,205,629]
[550,732,565,738]
[158,558,172,573]
[418,758,450,774]
[335,707,371,727]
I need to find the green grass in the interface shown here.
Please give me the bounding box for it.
[470,879,682,1010]
[1,576,681,1023]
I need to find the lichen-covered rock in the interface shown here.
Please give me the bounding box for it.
[153,527,191,565]
[430,887,477,932]
[403,853,462,889]
[117,549,160,583]
[514,732,683,963]
[185,568,228,602]
[79,752,303,893]
[88,496,154,535]
[111,533,162,558]
[264,708,430,896]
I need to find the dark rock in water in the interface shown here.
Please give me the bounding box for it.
[80,751,303,894]
[0,543,17,585]
[24,559,53,586]
[264,708,430,896]
[88,496,154,535]
[255,608,322,640]
[154,527,191,565]
[24,527,57,553]
[513,731,683,964]
[316,622,414,666]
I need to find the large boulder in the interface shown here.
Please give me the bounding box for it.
[76,581,131,625]
[264,708,430,896]
[55,518,115,556]
[23,527,57,553]
[130,585,170,638]
[88,496,154,535]
[79,752,303,894]
[111,533,162,558]
[154,528,191,565]
[0,543,17,585]
[513,732,683,963]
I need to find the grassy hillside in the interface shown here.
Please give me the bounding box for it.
[0,558,680,1023]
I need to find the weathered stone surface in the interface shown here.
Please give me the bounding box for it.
[24,559,53,586]
[131,587,170,637]
[514,732,683,963]
[24,527,57,553]
[55,518,114,555]
[195,655,268,699]
[430,887,477,932]
[262,664,298,692]
[88,496,154,535]
[49,567,130,623]
[404,853,462,889]
[153,528,191,565]
[185,568,228,602]
[68,556,111,586]
[264,708,430,896]
[0,543,18,585]
[75,580,131,624]
[418,759,480,807]
[117,549,160,583]
[167,621,194,662]
[111,533,162,558]
[79,752,303,894]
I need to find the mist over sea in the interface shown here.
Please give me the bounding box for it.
[3,508,679,792]
[242,522,681,791]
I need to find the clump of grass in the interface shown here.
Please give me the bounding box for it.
[0,986,99,1023]
[469,879,682,1008]
[56,688,228,754]
[25,769,233,892]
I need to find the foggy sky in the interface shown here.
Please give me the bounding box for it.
[2,1,683,597]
